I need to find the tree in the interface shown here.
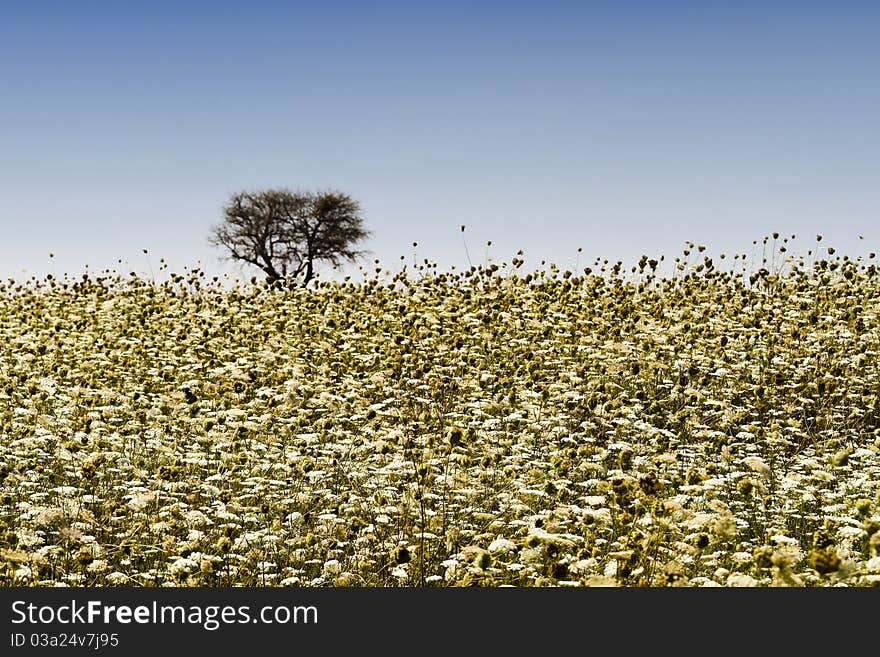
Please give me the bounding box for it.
[209,188,369,286]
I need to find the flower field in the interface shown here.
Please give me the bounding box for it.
[2,242,880,587]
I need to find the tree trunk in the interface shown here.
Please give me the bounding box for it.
[261,262,282,283]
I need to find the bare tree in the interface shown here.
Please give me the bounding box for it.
[210,188,369,286]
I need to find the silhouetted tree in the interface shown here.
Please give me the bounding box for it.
[209,188,369,286]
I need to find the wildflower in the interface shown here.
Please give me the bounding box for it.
[726,573,758,587]
[692,533,710,550]
[106,572,129,585]
[855,499,872,517]
[86,559,109,574]
[169,557,197,577]
[617,448,634,470]
[753,545,774,570]
[812,527,835,550]
[742,456,771,478]
[488,538,517,555]
[390,546,410,565]
[711,511,737,542]
[831,448,851,467]
[638,472,662,495]
[807,548,841,575]
[737,477,758,498]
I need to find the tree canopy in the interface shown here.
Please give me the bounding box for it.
[210,188,369,286]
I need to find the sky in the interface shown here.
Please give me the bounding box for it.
[1,0,879,282]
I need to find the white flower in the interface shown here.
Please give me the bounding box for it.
[185,510,211,529]
[488,538,517,554]
[742,456,771,478]
[15,530,44,550]
[770,534,799,546]
[169,557,197,576]
[731,552,752,565]
[726,573,758,587]
[87,559,109,574]
[127,491,157,512]
[691,577,722,587]
[31,507,63,527]
[603,560,618,578]
[106,571,129,585]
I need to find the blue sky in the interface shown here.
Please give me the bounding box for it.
[2,1,878,281]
